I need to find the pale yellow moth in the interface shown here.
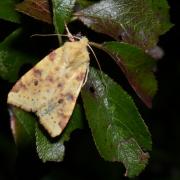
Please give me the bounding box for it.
[7,37,90,137]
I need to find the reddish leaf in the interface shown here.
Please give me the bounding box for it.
[92,41,157,108]
[16,0,52,24]
[75,0,172,49]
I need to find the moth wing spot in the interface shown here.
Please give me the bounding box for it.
[34,80,39,86]
[46,75,54,82]
[58,99,64,104]
[76,72,85,81]
[66,93,75,101]
[57,83,63,88]
[12,81,27,92]
[33,68,42,77]
[49,51,56,61]
[58,114,69,130]
[11,85,20,93]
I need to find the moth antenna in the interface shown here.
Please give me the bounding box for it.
[64,23,75,42]
[31,33,69,38]
[82,65,89,86]
[31,33,82,42]
[87,44,102,72]
[31,23,82,42]
[87,43,107,89]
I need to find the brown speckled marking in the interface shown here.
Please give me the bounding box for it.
[58,114,69,129]
[55,67,59,71]
[76,72,85,81]
[58,99,64,104]
[49,51,56,61]
[66,93,75,101]
[46,75,54,82]
[11,84,20,93]
[19,81,27,89]
[33,68,42,77]
[34,79,38,86]
[57,83,63,88]
[12,81,27,92]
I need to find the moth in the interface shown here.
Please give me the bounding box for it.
[7,37,90,137]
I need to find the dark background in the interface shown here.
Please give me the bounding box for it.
[0,0,180,179]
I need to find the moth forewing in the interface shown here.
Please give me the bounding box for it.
[7,37,90,137]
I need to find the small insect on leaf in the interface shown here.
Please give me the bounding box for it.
[7,37,90,137]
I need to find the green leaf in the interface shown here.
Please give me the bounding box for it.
[151,1,173,34]
[11,107,36,146]
[36,124,65,162]
[12,107,36,138]
[0,0,21,23]
[36,104,84,162]
[81,68,152,177]
[101,41,157,108]
[75,0,172,49]
[52,0,76,35]
[16,0,52,24]
[0,28,38,82]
